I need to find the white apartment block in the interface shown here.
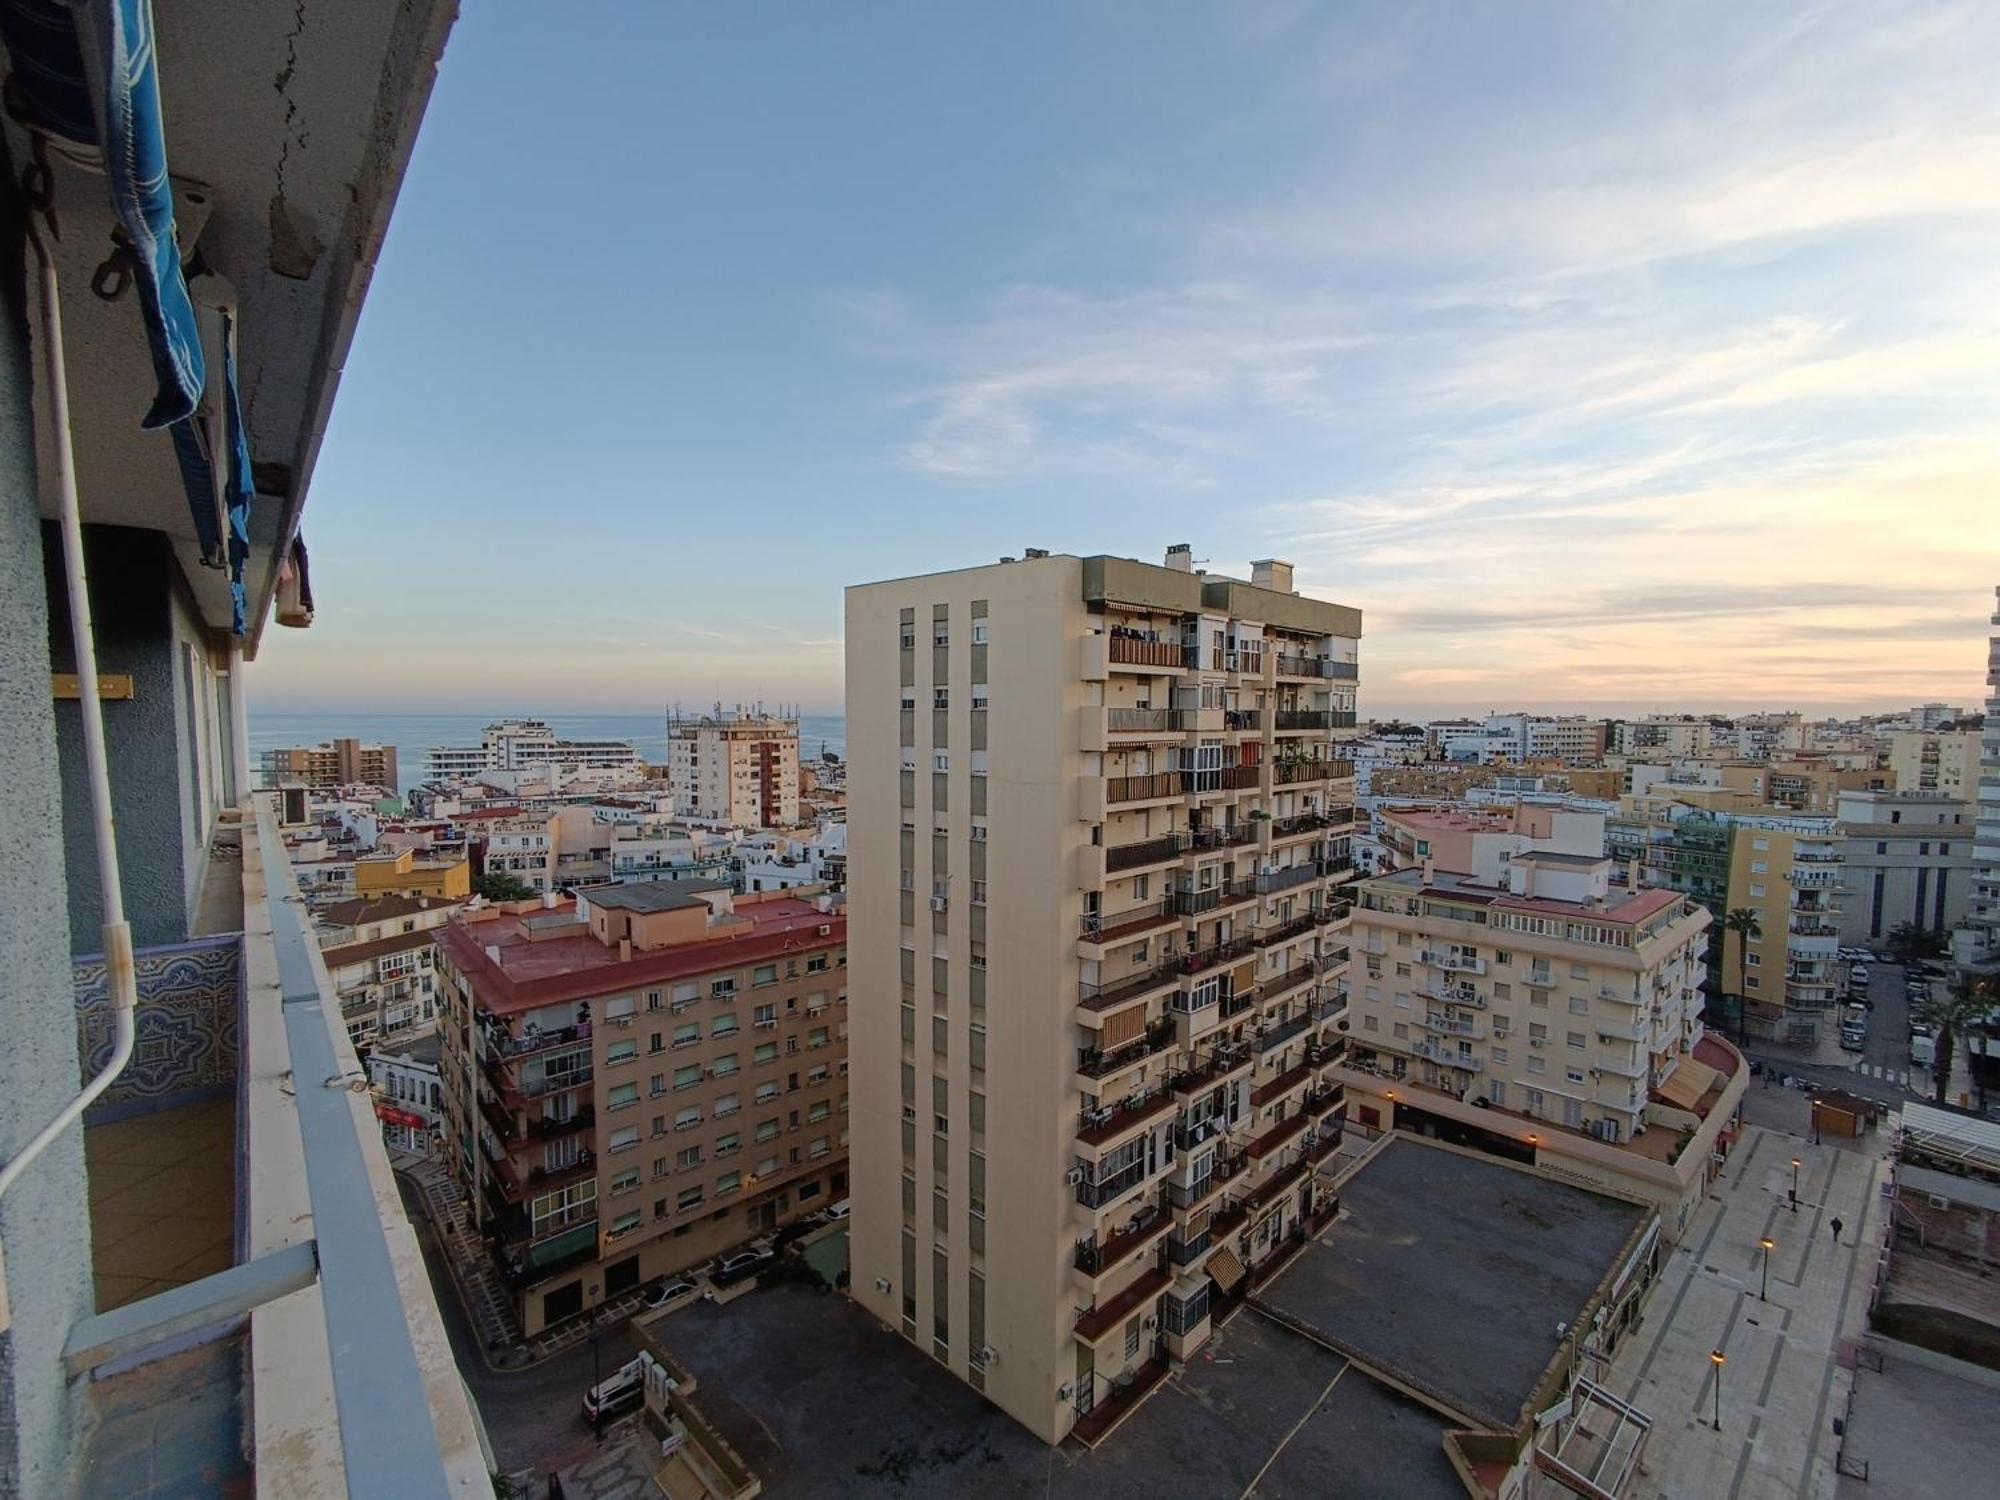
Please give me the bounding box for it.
[425,719,640,781]
[1889,729,1982,799]
[846,546,1360,1445]
[1612,717,1713,758]
[1958,587,2000,968]
[668,712,802,828]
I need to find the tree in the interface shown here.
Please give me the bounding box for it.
[1918,977,1997,1107]
[1884,921,1950,965]
[1723,907,1762,1046]
[475,870,535,903]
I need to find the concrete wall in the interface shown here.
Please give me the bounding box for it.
[43,523,218,952]
[0,157,98,1499]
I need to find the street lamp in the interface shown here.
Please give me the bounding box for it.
[1789,1156,1802,1214]
[1710,1348,1726,1432]
[1758,1237,1775,1301]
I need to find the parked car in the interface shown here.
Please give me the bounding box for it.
[823,1198,851,1222]
[710,1247,777,1289]
[1849,966,1871,986]
[642,1276,700,1314]
[1838,1030,1865,1053]
[582,1358,645,1425]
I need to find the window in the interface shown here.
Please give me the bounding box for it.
[753,964,778,988]
[1362,1014,1378,1032]
[712,1014,740,1039]
[608,1082,639,1111]
[606,1039,637,1066]
[808,1027,830,1049]
[809,1100,832,1123]
[648,1031,664,1054]
[1491,1046,1509,1065]
[972,620,989,645]
[676,1144,703,1168]
[674,1064,702,1091]
[1528,1022,1548,1040]
[715,1132,741,1157]
[716,1170,742,1196]
[1749,883,1765,898]
[674,1105,702,1131]
[609,1125,640,1153]
[754,1041,779,1065]
[933,688,949,710]
[1750,861,1767,875]
[757,1154,780,1177]
[807,954,830,973]
[756,1118,781,1142]
[755,1081,780,1103]
[677,1186,705,1212]
[713,1053,740,1077]
[609,1210,642,1237]
[610,1168,640,1195]
[712,978,737,1000]
[754,1003,778,1028]
[1527,1055,1546,1075]
[673,1022,700,1049]
[1565,1068,1586,1085]
[1567,995,1588,1015]
[1566,1031,1586,1049]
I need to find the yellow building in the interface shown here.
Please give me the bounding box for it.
[1719,822,1843,1041]
[355,846,472,902]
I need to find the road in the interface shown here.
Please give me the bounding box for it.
[1741,959,1935,1111]
[396,1174,637,1477]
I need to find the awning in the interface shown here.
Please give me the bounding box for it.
[1655,1057,1718,1111]
[1207,1244,1246,1294]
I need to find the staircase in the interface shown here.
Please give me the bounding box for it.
[408,1158,522,1353]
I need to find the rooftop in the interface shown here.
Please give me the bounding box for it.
[1255,1137,1650,1429]
[1368,866,1687,926]
[439,894,842,1012]
[317,926,441,969]
[318,891,460,927]
[582,877,733,913]
[654,1279,1463,1499]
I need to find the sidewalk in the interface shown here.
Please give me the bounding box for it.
[1607,1122,1890,1500]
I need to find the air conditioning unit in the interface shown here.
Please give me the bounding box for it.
[1530,1038,1547,1048]
[1065,1166,1086,1186]
[976,1344,999,1369]
[930,896,948,912]
[818,924,833,937]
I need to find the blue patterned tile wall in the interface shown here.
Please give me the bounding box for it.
[74,934,242,1123]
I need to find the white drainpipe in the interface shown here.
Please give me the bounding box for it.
[0,221,141,1329]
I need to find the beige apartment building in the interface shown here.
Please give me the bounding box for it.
[846,546,1360,1445]
[1720,820,1844,1040]
[668,710,802,827]
[260,736,399,791]
[1890,729,1982,799]
[434,880,848,1335]
[1341,818,1741,1237]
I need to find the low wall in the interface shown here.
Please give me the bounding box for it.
[74,933,242,1122]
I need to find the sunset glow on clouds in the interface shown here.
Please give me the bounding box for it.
[258,3,1998,718]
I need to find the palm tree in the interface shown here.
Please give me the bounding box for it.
[1722,907,1762,1046]
[1918,977,1997,1107]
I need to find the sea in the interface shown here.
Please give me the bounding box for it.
[249,711,846,796]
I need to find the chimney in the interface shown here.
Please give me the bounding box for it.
[542,890,557,909]
[1164,543,1194,573]
[1626,856,1640,890]
[484,944,501,966]
[1250,558,1295,594]
[619,936,633,963]
[1421,856,1434,886]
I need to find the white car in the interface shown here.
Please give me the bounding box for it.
[823,1198,851,1222]
[642,1277,700,1314]
[582,1358,645,1424]
[712,1247,776,1285]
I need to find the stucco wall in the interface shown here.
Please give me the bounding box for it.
[0,153,97,1498]
[42,523,211,952]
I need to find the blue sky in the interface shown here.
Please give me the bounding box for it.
[253,1,2000,718]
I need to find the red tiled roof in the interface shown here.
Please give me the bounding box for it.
[320,928,438,969]
[438,897,845,1014]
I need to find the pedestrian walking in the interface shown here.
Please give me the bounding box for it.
[1829,1215,1843,1245]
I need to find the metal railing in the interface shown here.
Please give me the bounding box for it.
[1106,833,1187,872]
[1108,635,1192,669]
[1108,771,1180,803]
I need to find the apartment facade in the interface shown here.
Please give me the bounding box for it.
[1835,791,1974,945]
[355,845,472,902]
[1720,820,1844,1041]
[1958,587,2000,969]
[435,881,848,1335]
[323,927,444,1050]
[260,736,399,792]
[1340,840,1738,1236]
[668,711,803,827]
[846,547,1359,1445]
[1890,730,1982,799]
[425,718,640,781]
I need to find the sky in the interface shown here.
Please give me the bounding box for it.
[251,1,2000,720]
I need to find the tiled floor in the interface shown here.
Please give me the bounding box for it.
[85,1095,236,1311]
[75,1330,250,1499]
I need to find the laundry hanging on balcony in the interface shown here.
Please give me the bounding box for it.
[1,0,262,631]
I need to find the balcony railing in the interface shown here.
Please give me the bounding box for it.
[1224,709,1262,732]
[1082,898,1177,941]
[482,1020,592,1063]
[1108,634,1194,669]
[1256,863,1320,894]
[1080,959,1181,1013]
[1188,822,1258,851]
[1169,1042,1252,1099]
[1256,912,1318,947]
[1274,710,1336,731]
[1108,772,1180,804]
[1170,879,1258,917]
[1078,1019,1177,1080]
[1255,1011,1315,1053]
[1078,1090,1178,1148]
[1074,1203,1170,1275]
[1181,934,1257,978]
[1218,763,1263,790]
[525,1105,596,1140]
[1107,707,1182,735]
[1272,758,1355,786]
[1412,1040,1482,1072]
[1106,833,1188,872]
[1073,1151,1152,1208]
